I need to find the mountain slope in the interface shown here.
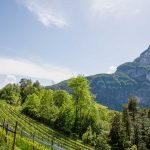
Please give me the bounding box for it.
[47,46,150,110]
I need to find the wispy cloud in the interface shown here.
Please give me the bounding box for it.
[0,58,76,83]
[3,75,17,85]
[16,0,68,28]
[90,0,144,17]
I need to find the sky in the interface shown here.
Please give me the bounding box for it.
[0,0,150,87]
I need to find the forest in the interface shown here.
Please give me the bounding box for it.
[0,76,150,150]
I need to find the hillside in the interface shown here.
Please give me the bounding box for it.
[0,76,116,149]
[47,46,150,110]
[0,101,94,150]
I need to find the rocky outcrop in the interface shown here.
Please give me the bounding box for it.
[116,62,150,79]
[134,45,150,66]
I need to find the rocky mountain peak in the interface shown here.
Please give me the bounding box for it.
[134,45,150,66]
[116,45,150,79]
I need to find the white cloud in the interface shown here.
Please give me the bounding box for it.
[0,75,17,88]
[109,66,117,71]
[107,65,117,74]
[4,75,17,85]
[0,58,76,83]
[90,0,144,17]
[16,0,68,28]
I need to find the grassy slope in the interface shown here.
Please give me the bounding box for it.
[0,101,94,150]
[0,101,116,150]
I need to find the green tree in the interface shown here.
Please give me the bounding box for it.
[22,93,40,118]
[82,126,94,145]
[122,105,132,141]
[128,97,138,121]
[33,80,41,88]
[133,123,140,148]
[33,80,42,94]
[95,133,111,150]
[129,145,137,150]
[68,76,99,137]
[53,90,70,108]
[39,90,58,124]
[110,113,125,150]
[0,83,21,105]
[148,109,150,118]
[20,79,34,104]
[55,93,75,134]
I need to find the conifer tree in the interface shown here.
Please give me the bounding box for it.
[122,105,132,141]
[128,96,138,121]
[110,113,125,150]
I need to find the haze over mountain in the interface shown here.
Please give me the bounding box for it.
[48,45,150,110]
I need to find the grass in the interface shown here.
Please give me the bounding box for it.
[0,100,93,150]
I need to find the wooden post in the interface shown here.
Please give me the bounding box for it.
[12,121,18,150]
[3,118,5,129]
[5,124,8,143]
[32,134,35,150]
[52,138,53,146]
[21,130,23,137]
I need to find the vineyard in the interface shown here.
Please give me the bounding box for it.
[0,101,93,150]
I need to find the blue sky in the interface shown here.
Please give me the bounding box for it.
[0,0,150,87]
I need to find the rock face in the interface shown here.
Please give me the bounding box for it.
[134,45,150,66]
[48,46,150,110]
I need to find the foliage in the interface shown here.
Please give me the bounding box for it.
[39,90,59,124]
[110,113,125,150]
[1,76,150,149]
[0,77,117,148]
[68,76,101,137]
[82,126,95,145]
[95,133,111,150]
[54,93,74,134]
[0,127,50,150]
[20,79,34,104]
[0,83,21,105]
[110,97,150,150]
[48,57,150,111]
[0,101,92,150]
[22,93,40,118]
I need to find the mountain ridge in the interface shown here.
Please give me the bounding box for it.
[47,46,150,110]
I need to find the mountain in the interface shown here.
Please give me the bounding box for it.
[46,46,150,110]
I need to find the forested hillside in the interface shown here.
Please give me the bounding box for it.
[0,76,150,149]
[47,46,150,110]
[0,76,115,149]
[109,97,150,150]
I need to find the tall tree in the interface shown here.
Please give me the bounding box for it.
[133,123,140,148]
[22,93,40,118]
[128,96,138,121]
[122,105,132,141]
[54,92,75,134]
[95,133,111,150]
[53,90,70,108]
[0,83,21,105]
[20,79,34,104]
[110,113,125,150]
[148,109,150,119]
[68,76,98,136]
[33,80,42,94]
[39,90,58,124]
